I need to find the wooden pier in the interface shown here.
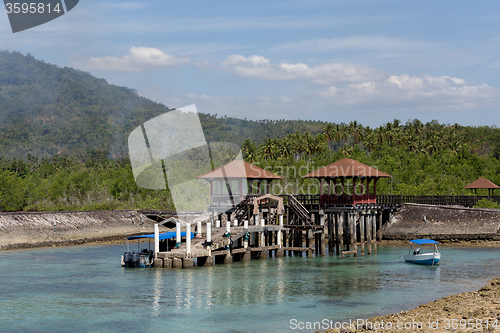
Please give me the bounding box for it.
[147,194,390,269]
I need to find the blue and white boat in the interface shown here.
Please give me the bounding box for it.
[121,231,195,268]
[404,239,440,265]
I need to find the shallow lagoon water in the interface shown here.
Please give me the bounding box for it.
[0,244,499,332]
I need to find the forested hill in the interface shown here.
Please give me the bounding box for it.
[0,51,327,159]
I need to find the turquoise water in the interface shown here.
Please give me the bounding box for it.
[0,244,499,332]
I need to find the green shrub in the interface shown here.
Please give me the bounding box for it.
[474,198,500,209]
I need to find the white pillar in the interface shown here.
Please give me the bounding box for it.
[254,215,259,226]
[176,222,181,243]
[197,221,202,238]
[244,219,249,248]
[277,215,283,247]
[154,223,160,257]
[233,219,238,227]
[226,221,231,233]
[186,223,191,255]
[216,220,221,228]
[206,222,212,242]
[260,218,265,246]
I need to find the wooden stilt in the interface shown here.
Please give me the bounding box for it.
[367,214,372,255]
[372,212,377,254]
[360,214,365,255]
[351,213,357,256]
[328,214,334,255]
[319,211,325,256]
[339,213,344,253]
[377,212,382,241]
[335,213,340,255]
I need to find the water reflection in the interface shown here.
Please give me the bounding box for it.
[151,269,162,316]
[0,244,499,333]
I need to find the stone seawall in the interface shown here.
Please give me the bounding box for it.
[382,203,500,241]
[0,210,159,250]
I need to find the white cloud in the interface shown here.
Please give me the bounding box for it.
[222,54,387,85]
[273,36,434,53]
[319,74,499,110]
[71,47,189,72]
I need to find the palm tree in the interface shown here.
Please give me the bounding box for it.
[348,121,365,146]
[242,139,257,163]
[323,123,335,151]
[259,138,275,161]
[311,133,328,156]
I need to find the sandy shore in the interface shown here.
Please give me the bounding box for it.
[321,278,500,333]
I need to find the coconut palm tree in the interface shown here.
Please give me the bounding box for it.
[242,139,257,162]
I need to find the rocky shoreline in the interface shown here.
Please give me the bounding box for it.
[0,209,164,250]
[321,278,500,333]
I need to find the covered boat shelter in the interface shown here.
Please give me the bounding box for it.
[303,158,391,205]
[465,177,500,196]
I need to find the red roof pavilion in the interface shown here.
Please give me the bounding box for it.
[303,158,391,205]
[465,177,500,195]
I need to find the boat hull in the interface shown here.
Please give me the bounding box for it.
[404,253,440,265]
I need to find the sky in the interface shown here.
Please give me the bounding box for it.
[2,0,500,127]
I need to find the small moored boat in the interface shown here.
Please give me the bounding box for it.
[404,239,440,265]
[121,231,195,268]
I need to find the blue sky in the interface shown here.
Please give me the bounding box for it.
[2,0,500,127]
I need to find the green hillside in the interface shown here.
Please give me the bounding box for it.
[0,51,329,159]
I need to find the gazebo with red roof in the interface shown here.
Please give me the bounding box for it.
[196,160,282,205]
[303,158,391,205]
[465,177,500,196]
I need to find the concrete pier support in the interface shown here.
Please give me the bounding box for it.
[163,258,172,268]
[275,248,284,257]
[204,256,214,266]
[242,249,251,262]
[153,258,163,268]
[223,254,233,264]
[258,250,268,259]
[172,258,182,269]
[182,258,194,269]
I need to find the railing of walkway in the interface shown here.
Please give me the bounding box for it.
[375,195,500,207]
